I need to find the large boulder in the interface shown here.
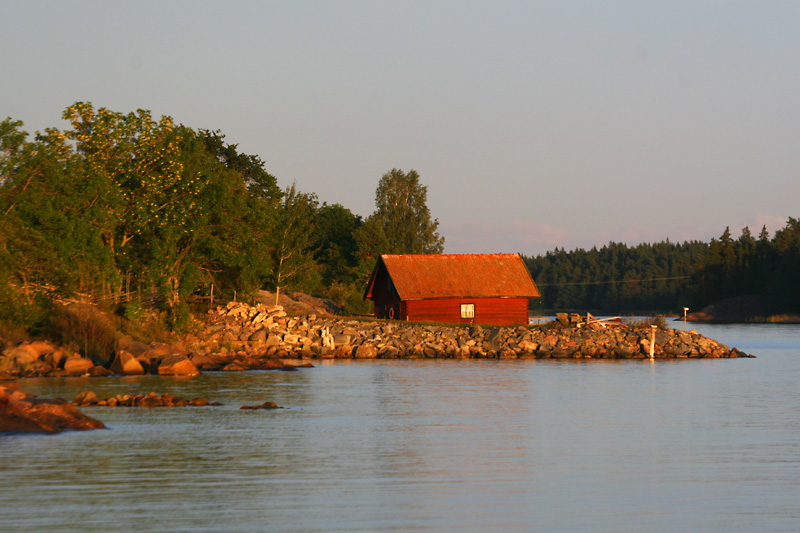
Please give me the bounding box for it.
[73,391,98,406]
[1,346,38,372]
[189,352,228,371]
[62,356,95,376]
[143,343,180,360]
[156,353,200,376]
[116,336,152,357]
[109,350,145,375]
[248,328,267,344]
[0,340,63,375]
[353,344,378,359]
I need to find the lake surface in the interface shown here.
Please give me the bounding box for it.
[2,322,799,532]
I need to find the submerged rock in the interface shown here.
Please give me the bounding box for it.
[240,401,281,410]
[81,390,217,408]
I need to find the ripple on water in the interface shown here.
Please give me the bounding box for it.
[3,324,800,531]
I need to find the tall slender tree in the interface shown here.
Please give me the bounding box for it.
[270,183,320,305]
[368,168,444,255]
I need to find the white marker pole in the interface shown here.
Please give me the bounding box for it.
[650,325,657,358]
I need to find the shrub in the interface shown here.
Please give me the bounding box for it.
[628,315,668,330]
[122,300,145,321]
[47,303,118,365]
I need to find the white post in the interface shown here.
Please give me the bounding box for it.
[683,307,689,330]
[650,325,657,358]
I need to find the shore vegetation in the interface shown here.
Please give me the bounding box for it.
[2,102,798,349]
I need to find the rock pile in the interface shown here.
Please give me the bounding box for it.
[183,302,753,360]
[0,337,204,379]
[0,302,753,381]
[73,390,217,407]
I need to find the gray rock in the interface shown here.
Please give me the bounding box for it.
[248,329,267,344]
[73,391,97,406]
[353,344,378,359]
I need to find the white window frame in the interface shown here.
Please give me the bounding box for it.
[460,303,475,319]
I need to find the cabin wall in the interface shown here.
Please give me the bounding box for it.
[405,297,529,326]
[370,264,403,319]
[373,298,402,320]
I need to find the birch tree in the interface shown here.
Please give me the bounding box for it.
[271,183,319,305]
[370,168,444,254]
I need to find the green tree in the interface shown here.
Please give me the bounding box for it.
[368,168,444,255]
[1,116,117,300]
[270,183,320,305]
[313,202,362,285]
[199,129,281,204]
[195,129,282,297]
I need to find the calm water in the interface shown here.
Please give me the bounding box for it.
[2,323,799,532]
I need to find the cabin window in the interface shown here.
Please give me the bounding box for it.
[460,303,475,319]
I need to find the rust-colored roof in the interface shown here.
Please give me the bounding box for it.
[369,253,540,300]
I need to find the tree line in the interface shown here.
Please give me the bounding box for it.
[2,103,796,333]
[523,219,800,315]
[0,103,443,332]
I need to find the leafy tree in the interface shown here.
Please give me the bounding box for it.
[1,104,289,328]
[313,203,362,285]
[368,168,444,255]
[1,116,116,298]
[353,216,391,278]
[194,129,282,298]
[199,129,281,204]
[270,183,320,305]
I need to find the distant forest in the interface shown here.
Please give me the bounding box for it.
[523,220,800,315]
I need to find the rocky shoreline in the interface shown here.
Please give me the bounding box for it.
[187,302,752,361]
[0,301,755,434]
[0,302,753,382]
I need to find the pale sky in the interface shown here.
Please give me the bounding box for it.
[2,1,797,255]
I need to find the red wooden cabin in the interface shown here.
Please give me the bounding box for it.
[364,253,541,326]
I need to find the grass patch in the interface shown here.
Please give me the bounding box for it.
[627,315,668,330]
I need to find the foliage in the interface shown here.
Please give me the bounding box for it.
[0,104,291,337]
[270,183,321,305]
[313,202,362,285]
[47,303,118,365]
[627,316,668,330]
[525,240,706,313]
[4,102,797,340]
[367,168,444,255]
[2,108,454,333]
[323,280,372,315]
[525,220,800,316]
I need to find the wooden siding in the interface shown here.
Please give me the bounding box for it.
[368,261,401,319]
[405,297,529,326]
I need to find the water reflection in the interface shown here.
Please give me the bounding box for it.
[3,324,800,531]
